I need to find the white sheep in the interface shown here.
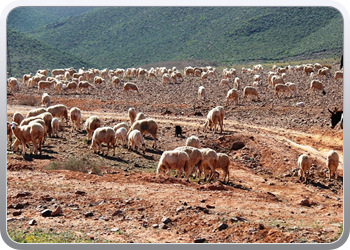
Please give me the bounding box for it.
[78,81,94,93]
[26,107,47,118]
[38,80,56,93]
[274,84,292,98]
[198,86,206,100]
[216,153,230,183]
[297,154,312,183]
[198,148,218,181]
[13,112,25,125]
[90,127,116,156]
[174,146,204,181]
[128,129,145,153]
[51,118,60,137]
[123,82,139,94]
[234,77,241,89]
[326,150,339,179]
[128,108,137,125]
[219,79,229,87]
[69,107,82,131]
[84,116,101,142]
[226,88,239,105]
[270,75,285,88]
[285,82,297,97]
[113,122,129,133]
[186,135,201,148]
[127,119,158,148]
[243,86,259,101]
[334,70,343,81]
[203,107,224,134]
[115,127,128,147]
[10,122,45,155]
[135,112,146,121]
[41,93,51,107]
[47,104,69,125]
[7,77,19,91]
[157,150,190,178]
[310,80,326,95]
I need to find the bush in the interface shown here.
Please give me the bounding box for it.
[46,155,101,174]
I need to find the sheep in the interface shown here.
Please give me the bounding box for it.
[184,67,195,77]
[26,108,47,118]
[7,121,12,147]
[243,86,259,101]
[34,112,53,137]
[303,65,314,75]
[51,69,65,77]
[7,77,19,91]
[327,150,339,179]
[215,153,230,183]
[23,73,33,85]
[84,116,101,142]
[135,112,146,121]
[128,108,137,125]
[270,75,285,88]
[54,81,65,94]
[174,146,204,181]
[234,77,241,89]
[123,82,139,94]
[127,119,158,148]
[162,74,171,85]
[197,148,218,181]
[90,127,116,156]
[203,107,223,134]
[297,154,311,183]
[201,72,209,83]
[274,84,292,98]
[47,104,69,124]
[310,80,326,95]
[285,82,297,97]
[37,69,50,76]
[13,112,25,125]
[69,107,82,131]
[185,135,200,148]
[66,81,78,93]
[127,129,145,153]
[219,79,230,87]
[38,80,56,93]
[115,127,128,147]
[226,88,239,105]
[41,93,51,107]
[112,76,121,86]
[93,76,105,86]
[334,70,343,81]
[50,117,60,137]
[156,150,190,179]
[253,74,261,82]
[113,122,129,133]
[10,122,45,155]
[198,86,206,100]
[78,81,94,93]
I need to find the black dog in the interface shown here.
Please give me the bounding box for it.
[175,125,182,137]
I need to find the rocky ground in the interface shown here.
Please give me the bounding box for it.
[6,63,343,243]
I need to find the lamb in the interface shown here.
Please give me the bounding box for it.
[127,119,158,148]
[90,127,116,156]
[297,154,311,183]
[84,116,101,142]
[10,122,45,155]
[123,82,139,94]
[26,108,47,118]
[54,81,65,94]
[243,86,259,101]
[203,107,223,134]
[198,86,206,100]
[310,80,326,95]
[47,104,69,124]
[326,150,339,180]
[13,112,25,125]
[38,80,56,93]
[185,135,200,148]
[156,150,190,179]
[115,127,128,147]
[41,93,51,107]
[226,88,239,105]
[51,117,60,137]
[113,122,129,133]
[274,84,292,98]
[7,77,19,91]
[69,107,82,131]
[128,108,137,125]
[128,129,145,153]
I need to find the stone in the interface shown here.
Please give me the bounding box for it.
[51,206,62,216]
[41,209,52,217]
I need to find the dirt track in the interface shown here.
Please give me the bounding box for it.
[6,64,343,243]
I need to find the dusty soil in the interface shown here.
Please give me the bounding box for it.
[6,63,343,243]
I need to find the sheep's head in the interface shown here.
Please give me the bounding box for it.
[11,122,18,130]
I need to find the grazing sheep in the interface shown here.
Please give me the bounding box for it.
[274,84,292,98]
[128,108,137,125]
[112,76,121,86]
[285,82,297,97]
[270,75,285,88]
[127,119,158,148]
[327,150,339,179]
[84,116,101,142]
[175,125,182,137]
[157,150,190,179]
[303,66,314,75]
[198,86,206,100]
[185,135,200,148]
[38,80,56,93]
[128,129,145,153]
[234,77,241,89]
[41,93,51,107]
[174,146,204,181]
[198,148,218,181]
[26,108,47,118]
[123,82,139,94]
[115,127,128,147]
[23,73,33,85]
[35,112,53,137]
[47,104,69,124]
[93,76,105,86]
[78,81,94,93]
[10,122,45,155]
[66,81,78,93]
[216,153,230,183]
[7,77,19,91]
[243,86,259,101]
[297,154,311,183]
[203,106,224,134]
[91,127,116,156]
[54,81,65,94]
[310,80,326,95]
[226,88,239,105]
[334,70,343,81]
[51,117,60,137]
[13,112,25,125]
[69,107,82,131]
[162,74,171,85]
[135,112,146,121]
[219,79,230,87]
[113,122,129,133]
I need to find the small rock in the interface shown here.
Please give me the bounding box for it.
[159,223,168,229]
[200,199,206,203]
[152,224,159,228]
[84,212,94,217]
[161,217,172,224]
[51,206,62,216]
[7,218,16,222]
[75,190,86,195]
[29,219,37,226]
[176,207,184,213]
[41,209,52,217]
[13,203,25,209]
[206,204,215,209]
[13,210,22,216]
[112,210,123,216]
[111,228,120,232]
[15,191,31,198]
[218,223,228,231]
[194,238,206,243]
[300,199,311,207]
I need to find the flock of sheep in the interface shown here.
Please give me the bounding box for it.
[6,61,343,184]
